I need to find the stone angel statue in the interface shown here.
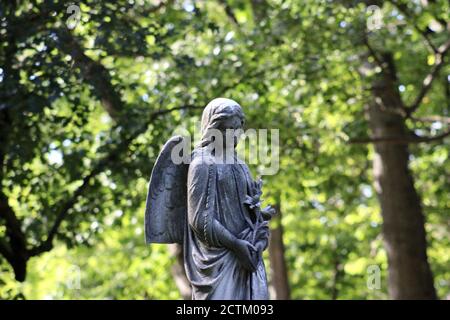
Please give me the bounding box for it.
[145,98,276,300]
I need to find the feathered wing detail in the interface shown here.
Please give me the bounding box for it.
[145,136,189,244]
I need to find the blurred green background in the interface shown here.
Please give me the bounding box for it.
[0,0,448,299]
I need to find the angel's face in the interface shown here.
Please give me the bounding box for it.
[217,115,244,149]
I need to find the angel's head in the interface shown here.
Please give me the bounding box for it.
[199,98,245,151]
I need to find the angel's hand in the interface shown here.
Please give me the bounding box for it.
[233,239,258,272]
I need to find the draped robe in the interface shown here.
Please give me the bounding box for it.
[184,148,268,300]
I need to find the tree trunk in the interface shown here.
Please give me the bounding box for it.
[268,204,290,300]
[368,70,437,299]
[330,249,343,300]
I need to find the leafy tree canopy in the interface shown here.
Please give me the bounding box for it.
[0,0,448,299]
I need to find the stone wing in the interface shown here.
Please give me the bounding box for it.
[145,136,189,244]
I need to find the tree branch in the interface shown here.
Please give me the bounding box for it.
[363,33,385,72]
[0,191,29,281]
[390,1,439,53]
[0,191,27,250]
[55,28,124,121]
[330,252,342,300]
[0,237,13,263]
[406,39,450,116]
[349,129,450,144]
[410,115,450,124]
[218,0,240,27]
